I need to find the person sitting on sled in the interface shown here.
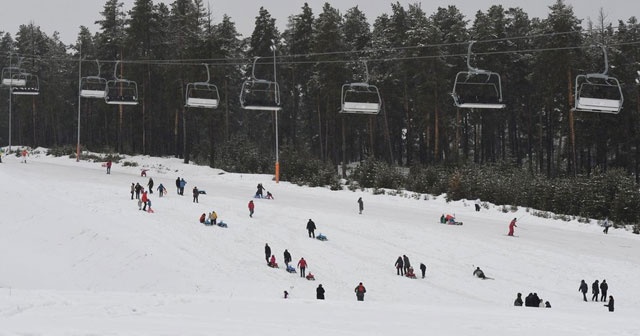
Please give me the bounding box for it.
[405,267,416,278]
[269,255,278,268]
[445,214,456,224]
[265,191,274,199]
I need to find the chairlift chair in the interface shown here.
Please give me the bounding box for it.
[451,41,505,109]
[80,60,107,98]
[340,61,381,114]
[185,63,220,109]
[239,57,281,111]
[11,73,39,95]
[105,61,138,105]
[1,55,27,87]
[573,45,623,114]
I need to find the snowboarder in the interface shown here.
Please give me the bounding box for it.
[514,293,523,306]
[473,267,487,279]
[358,197,364,214]
[283,249,292,266]
[147,178,154,194]
[402,255,411,275]
[395,256,404,276]
[508,218,517,236]
[248,200,255,217]
[264,243,271,264]
[474,198,481,212]
[592,280,600,301]
[579,280,588,301]
[106,160,112,174]
[192,186,199,203]
[603,218,611,234]
[600,280,608,302]
[256,183,265,198]
[604,296,614,312]
[297,257,307,278]
[420,263,427,279]
[306,219,316,238]
[354,282,366,301]
[316,284,325,300]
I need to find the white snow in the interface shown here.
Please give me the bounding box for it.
[1,148,639,335]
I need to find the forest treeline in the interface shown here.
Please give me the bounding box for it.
[1,0,640,225]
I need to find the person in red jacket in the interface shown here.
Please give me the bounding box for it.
[141,191,149,211]
[248,200,255,218]
[297,257,307,278]
[354,282,366,301]
[508,218,517,236]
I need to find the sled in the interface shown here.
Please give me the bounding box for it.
[286,265,296,273]
[306,273,316,280]
[217,221,228,228]
[316,234,328,241]
[146,208,155,213]
[405,273,417,279]
[198,190,207,195]
[268,262,279,268]
[439,221,463,226]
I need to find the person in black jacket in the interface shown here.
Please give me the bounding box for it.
[316,284,325,300]
[579,280,588,301]
[402,255,411,275]
[514,293,523,306]
[306,219,316,238]
[264,243,271,264]
[600,280,608,302]
[395,256,404,275]
[604,296,614,312]
[419,263,427,278]
[354,282,366,301]
[524,293,533,307]
[283,249,292,266]
[592,280,600,301]
[175,177,181,195]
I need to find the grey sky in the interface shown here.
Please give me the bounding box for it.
[1,0,637,45]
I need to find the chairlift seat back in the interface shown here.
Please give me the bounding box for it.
[575,97,621,113]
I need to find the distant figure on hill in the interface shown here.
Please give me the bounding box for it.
[283,249,292,266]
[266,191,274,199]
[130,183,135,200]
[420,263,426,278]
[603,218,611,234]
[592,280,600,301]
[579,280,588,301]
[135,183,143,200]
[475,198,481,212]
[545,301,551,308]
[106,160,112,174]
[147,178,154,194]
[508,218,517,236]
[604,296,614,312]
[208,211,218,225]
[402,255,411,275]
[179,178,186,196]
[473,267,487,279]
[297,257,307,278]
[256,183,265,198]
[358,197,364,214]
[157,183,166,197]
[316,284,325,300]
[283,290,289,299]
[141,191,149,211]
[21,149,28,163]
[248,200,255,217]
[395,256,404,276]
[306,219,316,238]
[600,280,608,302]
[192,186,199,203]
[199,213,206,224]
[264,243,271,264]
[514,293,523,306]
[269,255,278,268]
[175,177,181,195]
[354,282,366,301]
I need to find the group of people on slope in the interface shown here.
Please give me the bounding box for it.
[265,243,314,280]
[394,255,426,279]
[254,183,273,199]
[579,279,613,311]
[514,292,551,308]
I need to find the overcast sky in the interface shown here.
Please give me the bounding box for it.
[1,0,637,45]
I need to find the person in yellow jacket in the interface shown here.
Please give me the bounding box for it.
[209,211,218,226]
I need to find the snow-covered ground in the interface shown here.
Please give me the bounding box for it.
[1,148,639,335]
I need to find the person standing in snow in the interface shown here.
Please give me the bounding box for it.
[420,263,427,278]
[157,183,165,197]
[135,183,143,200]
[179,178,186,196]
[316,284,325,300]
[603,218,611,234]
[579,280,588,301]
[600,280,608,302]
[358,197,364,214]
[256,183,265,198]
[193,186,199,203]
[283,249,292,266]
[592,280,600,301]
[402,255,411,275]
[604,296,614,312]
[106,160,112,174]
[508,218,517,236]
[175,177,181,195]
[297,257,307,278]
[264,244,271,264]
[248,200,255,217]
[514,293,523,306]
[354,282,366,301]
[306,219,316,238]
[141,191,149,211]
[395,256,404,276]
[130,183,135,200]
[475,198,481,212]
[147,178,154,194]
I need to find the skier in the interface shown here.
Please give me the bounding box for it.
[306,219,316,238]
[395,256,404,276]
[604,296,614,312]
[579,280,588,301]
[419,263,427,279]
[147,178,154,194]
[592,280,600,301]
[508,218,517,236]
[106,160,112,174]
[514,293,523,306]
[402,255,411,275]
[283,249,292,266]
[297,257,307,278]
[600,280,608,302]
[264,243,271,264]
[473,267,487,279]
[193,186,199,203]
[358,197,364,214]
[248,200,255,218]
[603,218,611,234]
[354,282,366,301]
[316,284,325,300]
